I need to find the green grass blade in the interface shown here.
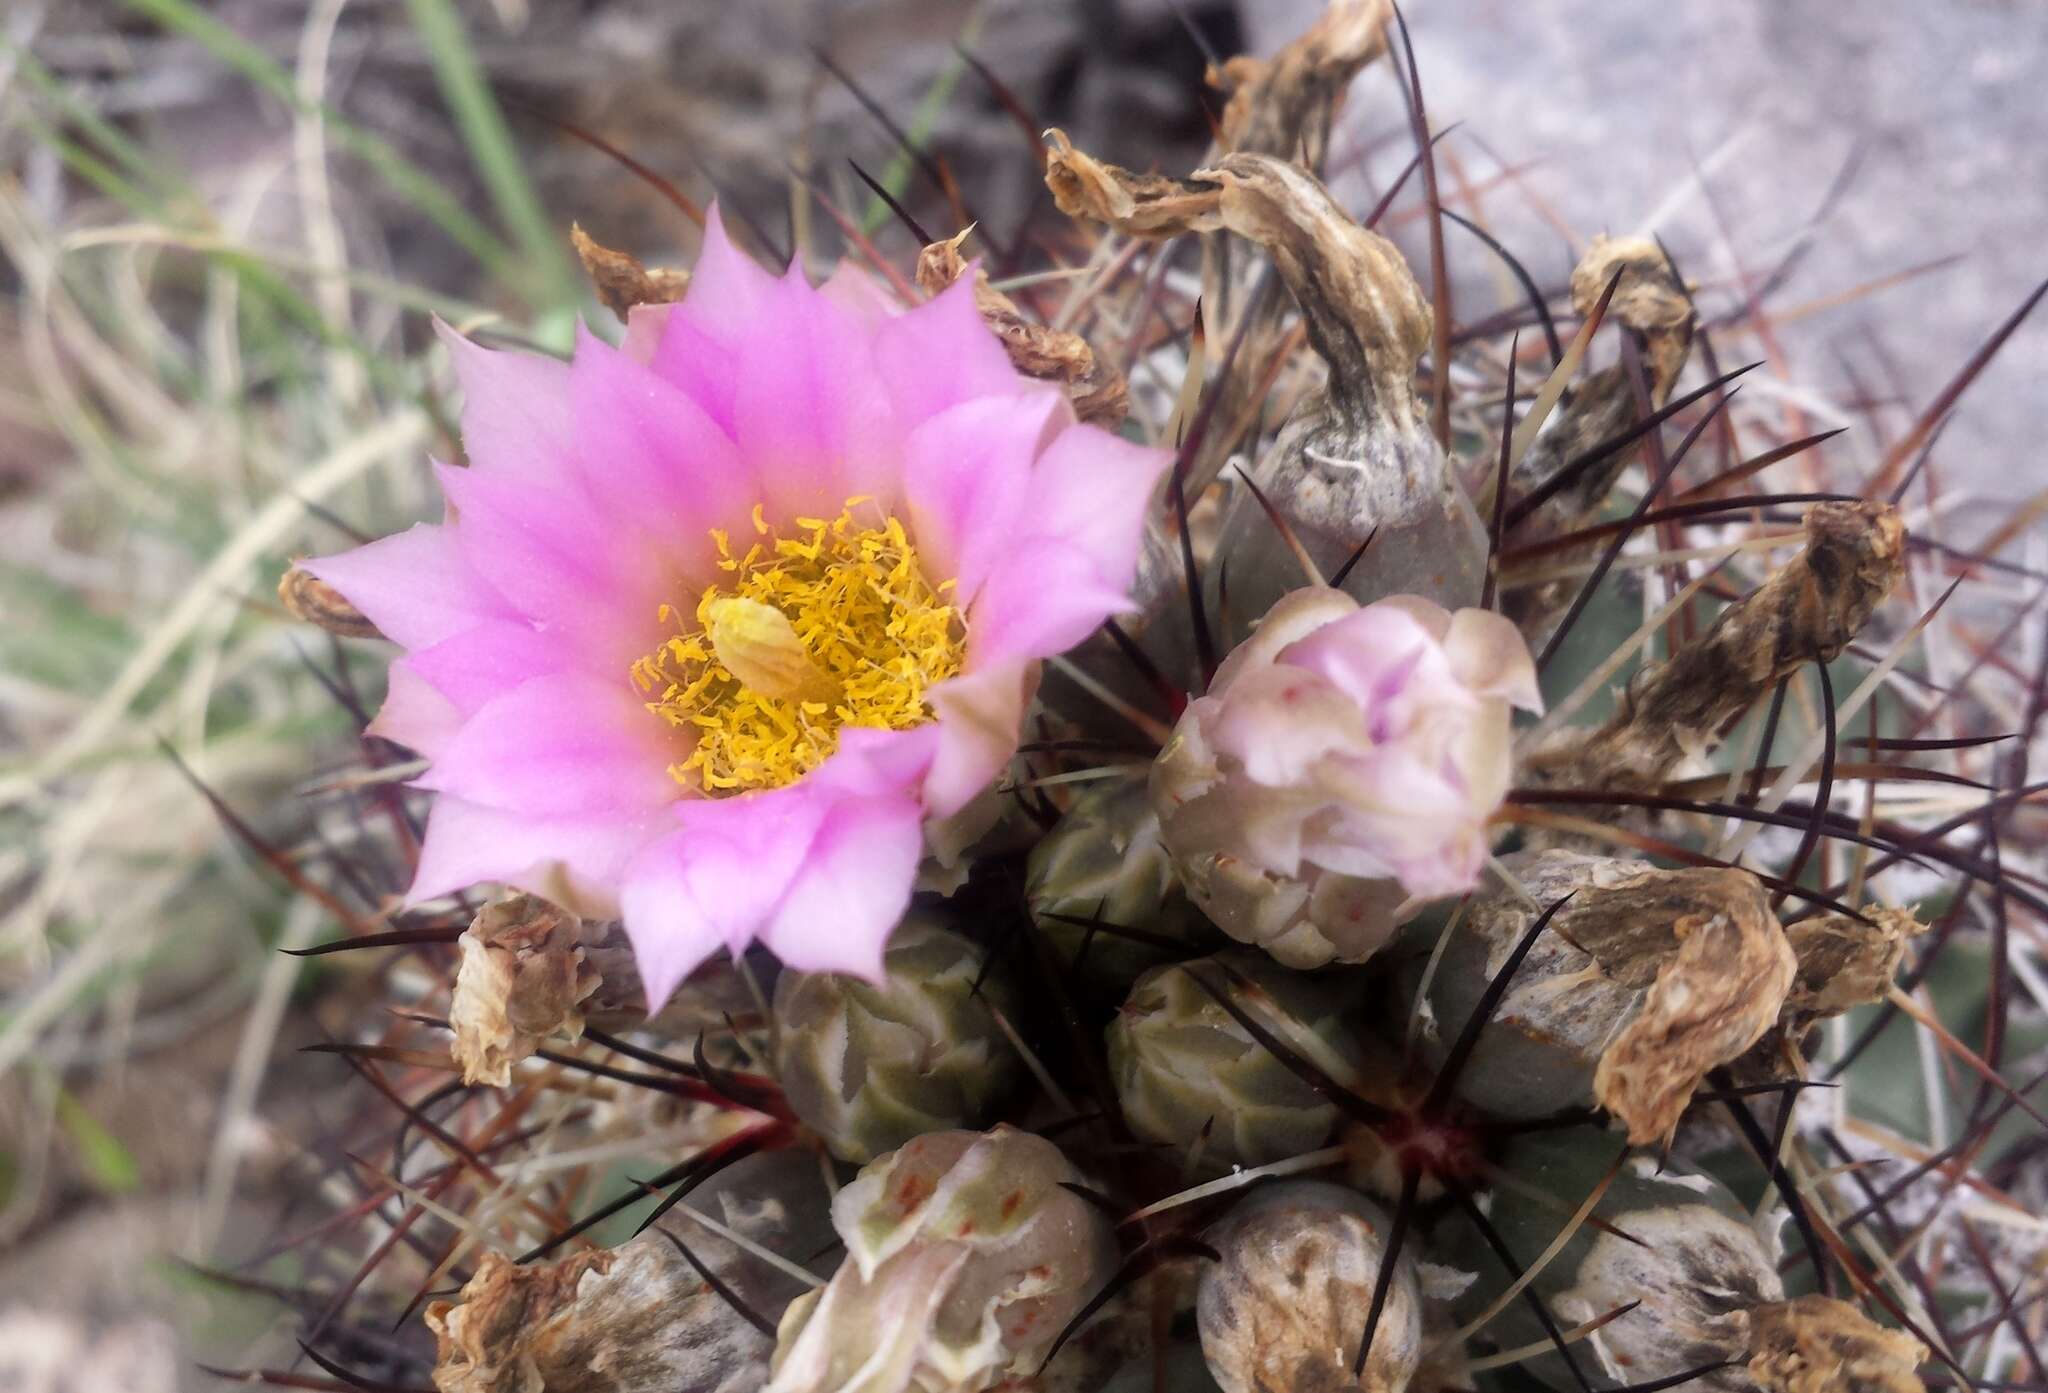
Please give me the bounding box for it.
[403,0,577,311]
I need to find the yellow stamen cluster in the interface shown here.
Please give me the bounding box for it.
[631,501,964,794]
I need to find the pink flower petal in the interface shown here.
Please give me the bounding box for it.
[368,662,463,757]
[616,834,728,1012]
[733,267,901,519]
[967,536,1137,665]
[1021,422,1171,597]
[1444,607,1545,713]
[674,203,779,343]
[759,793,924,981]
[433,321,572,486]
[302,523,514,651]
[650,311,743,434]
[408,794,661,920]
[819,259,902,329]
[872,271,1029,429]
[415,672,682,817]
[922,660,1037,818]
[569,324,757,582]
[902,393,1062,604]
[404,619,567,716]
[1207,663,1368,787]
[433,463,637,642]
[619,303,672,364]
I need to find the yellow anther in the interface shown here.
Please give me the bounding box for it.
[705,597,840,704]
[633,503,964,795]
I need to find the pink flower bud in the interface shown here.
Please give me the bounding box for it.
[1152,588,1540,967]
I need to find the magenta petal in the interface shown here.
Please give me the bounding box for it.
[675,203,780,342]
[569,324,756,577]
[433,321,573,486]
[408,794,659,920]
[872,271,1029,428]
[1024,423,1171,593]
[650,312,744,435]
[733,268,901,518]
[922,661,1035,818]
[405,620,566,716]
[434,463,634,640]
[902,393,1062,603]
[415,672,681,816]
[368,662,463,757]
[759,794,923,980]
[303,523,514,651]
[616,835,727,1012]
[968,536,1136,664]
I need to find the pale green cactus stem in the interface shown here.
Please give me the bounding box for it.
[1445,1129,1785,1393]
[1198,1180,1426,1393]
[767,1126,1117,1393]
[1025,776,1214,989]
[1107,949,1374,1172]
[772,915,1022,1164]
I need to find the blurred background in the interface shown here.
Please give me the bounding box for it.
[1,1,2041,1388]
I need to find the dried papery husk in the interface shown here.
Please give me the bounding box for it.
[427,1150,831,1393]
[1731,905,1926,1089]
[1449,1131,1783,1393]
[450,894,605,1088]
[1505,237,1696,641]
[1025,775,1215,991]
[1107,950,1371,1172]
[1194,0,1396,495]
[1045,137,1485,624]
[1196,1180,1424,1393]
[1524,500,1906,797]
[571,222,691,323]
[1412,849,1793,1144]
[450,895,770,1088]
[772,916,1022,1163]
[915,232,1127,427]
[1207,0,1392,168]
[279,561,380,638]
[767,1126,1116,1393]
[1745,1294,1926,1393]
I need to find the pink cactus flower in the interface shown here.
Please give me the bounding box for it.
[1151,588,1541,968]
[306,210,1167,1005]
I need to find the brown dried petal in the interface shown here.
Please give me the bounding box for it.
[1746,1295,1926,1393]
[450,894,603,1087]
[278,563,380,639]
[1569,234,1695,401]
[1042,129,1225,238]
[1783,906,1925,1020]
[1590,869,1795,1145]
[427,1241,769,1393]
[1529,501,1906,795]
[572,223,691,324]
[1208,0,1392,165]
[914,233,1128,426]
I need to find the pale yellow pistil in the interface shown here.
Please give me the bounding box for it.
[630,502,965,795]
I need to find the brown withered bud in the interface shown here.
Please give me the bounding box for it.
[1208,0,1392,166]
[429,1151,830,1393]
[1414,849,1793,1144]
[571,223,691,323]
[1526,500,1906,796]
[1746,1295,1926,1393]
[450,894,604,1087]
[1504,237,1696,641]
[914,232,1127,426]
[1733,905,1926,1086]
[1042,139,1486,616]
[278,562,380,639]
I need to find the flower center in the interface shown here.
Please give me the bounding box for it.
[631,501,965,795]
